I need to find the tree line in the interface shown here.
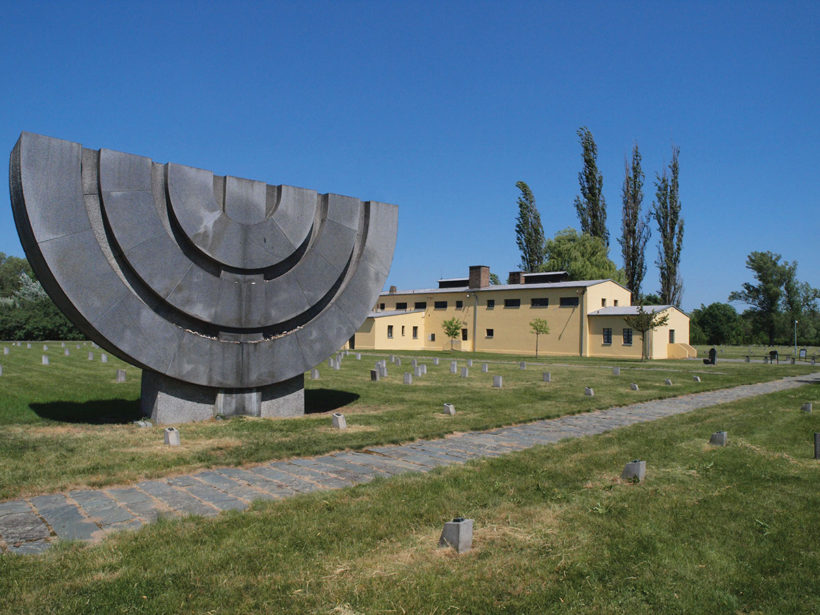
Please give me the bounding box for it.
[0,253,83,341]
[515,127,683,306]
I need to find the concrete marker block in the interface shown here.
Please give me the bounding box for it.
[164,427,180,446]
[370,369,379,382]
[492,375,502,388]
[612,367,620,376]
[439,517,473,553]
[443,403,455,416]
[543,372,551,383]
[630,383,639,391]
[116,369,127,383]
[584,387,594,397]
[331,413,347,429]
[693,375,701,382]
[802,402,813,413]
[621,459,646,482]
[709,431,728,446]
[403,372,413,385]
[41,355,49,365]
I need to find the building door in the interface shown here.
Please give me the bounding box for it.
[348,335,355,350]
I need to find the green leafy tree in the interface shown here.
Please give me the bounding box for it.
[652,147,684,306]
[0,272,82,340]
[574,126,608,247]
[514,181,546,272]
[540,228,624,283]
[529,318,550,357]
[442,317,464,350]
[489,273,500,285]
[619,144,650,302]
[623,305,670,361]
[690,302,743,345]
[0,253,34,298]
[640,293,664,305]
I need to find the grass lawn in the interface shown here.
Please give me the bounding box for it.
[1,380,819,613]
[0,342,817,500]
[693,343,819,361]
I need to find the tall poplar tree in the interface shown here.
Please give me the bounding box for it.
[573,126,608,247]
[514,180,546,272]
[618,144,650,302]
[652,147,684,306]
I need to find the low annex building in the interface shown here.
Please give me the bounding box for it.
[351,266,694,360]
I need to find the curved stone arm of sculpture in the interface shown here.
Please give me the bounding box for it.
[9,132,397,421]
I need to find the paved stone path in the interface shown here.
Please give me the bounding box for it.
[2,373,818,555]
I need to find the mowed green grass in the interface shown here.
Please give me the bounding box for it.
[694,343,819,361]
[1,383,818,613]
[0,341,816,500]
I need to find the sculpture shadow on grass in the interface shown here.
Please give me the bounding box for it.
[304,389,360,415]
[30,399,143,425]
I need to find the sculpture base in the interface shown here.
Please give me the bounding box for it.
[140,371,305,424]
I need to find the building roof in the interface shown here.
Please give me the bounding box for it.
[383,279,623,296]
[588,305,673,316]
[367,309,425,318]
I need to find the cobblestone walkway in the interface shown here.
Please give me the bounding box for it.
[2,373,818,555]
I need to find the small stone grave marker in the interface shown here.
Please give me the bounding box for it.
[116,369,127,383]
[41,355,49,365]
[630,383,639,391]
[61,342,65,348]
[745,355,750,362]
[466,359,473,367]
[101,353,108,363]
[414,366,423,377]
[433,358,439,366]
[411,358,418,368]
[460,367,469,378]
[370,369,379,381]
[0,365,3,376]
[64,349,70,356]
[543,372,551,383]
[481,363,488,373]
[164,427,180,446]
[450,361,457,374]
[310,369,320,380]
[519,361,526,370]
[331,413,347,429]
[355,353,361,360]
[664,378,672,386]
[395,357,401,366]
[801,402,813,413]
[3,347,8,355]
[709,431,728,446]
[492,375,502,388]
[88,352,94,360]
[420,364,427,375]
[26,343,31,349]
[693,375,701,382]
[443,403,455,416]
[439,517,473,554]
[403,372,413,385]
[378,364,388,378]
[584,386,594,396]
[612,367,620,376]
[621,460,646,482]
[43,344,48,351]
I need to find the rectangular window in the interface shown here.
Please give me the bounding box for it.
[486,299,495,309]
[601,298,606,307]
[530,297,549,308]
[434,301,447,309]
[486,328,494,338]
[395,302,407,310]
[669,329,675,343]
[560,297,579,307]
[429,333,436,342]
[613,299,619,306]
[461,328,468,341]
[504,298,521,308]
[603,328,612,345]
[387,325,393,339]
[401,325,405,336]
[623,328,633,346]
[414,301,427,310]
[456,300,463,309]
[412,326,418,339]
[379,303,385,310]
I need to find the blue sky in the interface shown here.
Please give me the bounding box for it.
[1,1,817,312]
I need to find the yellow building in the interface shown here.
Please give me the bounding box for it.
[351,266,694,360]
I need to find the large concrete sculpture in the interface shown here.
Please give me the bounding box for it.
[9,132,397,423]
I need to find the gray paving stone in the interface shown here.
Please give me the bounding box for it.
[0,501,35,517]
[178,480,248,511]
[70,490,136,526]
[0,512,51,543]
[216,467,295,498]
[136,481,219,517]
[107,488,165,522]
[193,470,278,503]
[251,463,333,491]
[6,539,52,554]
[30,494,98,541]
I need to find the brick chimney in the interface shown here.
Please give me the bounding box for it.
[468,265,490,289]
[508,271,522,285]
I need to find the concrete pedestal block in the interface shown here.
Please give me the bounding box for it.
[164,427,180,446]
[693,376,701,382]
[460,367,469,378]
[332,413,347,429]
[519,361,526,370]
[481,363,488,373]
[403,372,413,385]
[370,369,379,382]
[443,403,455,416]
[630,383,639,391]
[709,431,728,446]
[141,371,305,424]
[665,378,673,386]
[802,402,813,413]
[584,387,594,397]
[612,367,620,376]
[41,355,49,365]
[116,369,126,383]
[621,460,646,482]
[543,372,551,382]
[439,518,473,553]
[492,375,502,388]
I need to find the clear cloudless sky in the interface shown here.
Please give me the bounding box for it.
[1,1,817,312]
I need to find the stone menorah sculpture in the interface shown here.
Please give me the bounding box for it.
[9,133,397,423]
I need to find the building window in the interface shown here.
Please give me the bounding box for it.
[603,328,612,345]
[613,299,619,306]
[401,325,405,336]
[560,297,579,307]
[434,301,447,309]
[429,333,436,342]
[601,298,606,307]
[623,328,633,345]
[396,302,407,310]
[486,299,495,309]
[387,325,393,339]
[530,297,549,308]
[486,328,494,338]
[461,328,468,341]
[456,300,463,309]
[412,326,418,339]
[379,303,385,310]
[414,301,427,310]
[669,329,675,343]
[504,298,520,308]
